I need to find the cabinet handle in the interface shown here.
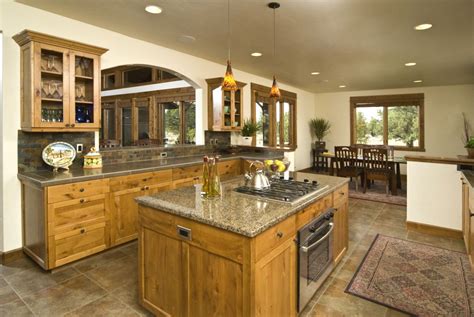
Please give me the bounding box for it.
[71,124,76,128]
[276,231,283,238]
[340,192,345,196]
[80,199,85,203]
[79,188,85,192]
[65,123,70,128]
[144,186,150,190]
[80,228,85,234]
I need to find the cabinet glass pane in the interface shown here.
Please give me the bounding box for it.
[122,107,132,146]
[101,107,116,140]
[74,56,94,124]
[41,49,64,123]
[256,101,270,146]
[138,106,150,139]
[184,101,196,144]
[75,56,93,78]
[283,102,291,145]
[163,103,180,145]
[234,90,241,127]
[223,91,232,127]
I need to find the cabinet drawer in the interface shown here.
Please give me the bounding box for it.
[218,159,241,179]
[110,170,172,192]
[172,164,202,181]
[47,179,109,204]
[54,222,107,267]
[49,194,107,234]
[255,215,296,262]
[296,194,332,230]
[333,184,348,206]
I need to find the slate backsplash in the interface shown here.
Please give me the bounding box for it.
[18,130,94,172]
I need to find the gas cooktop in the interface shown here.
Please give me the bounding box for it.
[234,178,329,204]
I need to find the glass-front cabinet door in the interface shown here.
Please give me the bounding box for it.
[70,51,100,129]
[233,89,242,129]
[36,43,70,128]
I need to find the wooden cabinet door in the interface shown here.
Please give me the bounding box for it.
[172,177,201,189]
[140,227,186,317]
[255,237,297,317]
[34,43,71,128]
[111,187,146,245]
[69,51,101,129]
[188,245,244,317]
[333,197,348,264]
[463,181,470,253]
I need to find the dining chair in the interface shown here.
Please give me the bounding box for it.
[362,147,392,195]
[334,146,364,192]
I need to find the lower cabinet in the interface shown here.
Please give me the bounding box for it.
[333,184,349,264]
[462,176,474,266]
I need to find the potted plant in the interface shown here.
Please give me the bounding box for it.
[240,119,259,146]
[309,118,331,149]
[466,138,474,158]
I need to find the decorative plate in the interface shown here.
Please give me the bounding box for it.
[42,142,76,171]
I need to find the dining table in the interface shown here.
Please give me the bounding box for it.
[321,153,407,196]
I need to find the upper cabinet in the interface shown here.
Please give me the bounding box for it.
[206,77,246,131]
[13,30,108,132]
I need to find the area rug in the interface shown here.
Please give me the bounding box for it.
[297,167,407,206]
[345,235,474,316]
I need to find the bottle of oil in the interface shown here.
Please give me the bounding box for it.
[201,156,209,197]
[208,156,221,198]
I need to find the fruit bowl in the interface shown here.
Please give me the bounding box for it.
[264,159,291,178]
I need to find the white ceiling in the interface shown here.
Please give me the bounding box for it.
[17,0,474,93]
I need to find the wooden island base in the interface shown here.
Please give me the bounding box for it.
[137,183,348,316]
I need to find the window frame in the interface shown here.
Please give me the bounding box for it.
[349,93,425,151]
[250,83,297,150]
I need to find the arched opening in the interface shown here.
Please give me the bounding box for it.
[99,64,202,148]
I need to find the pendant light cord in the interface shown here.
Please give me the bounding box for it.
[273,6,276,64]
[228,0,231,61]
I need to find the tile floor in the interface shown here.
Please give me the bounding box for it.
[0,199,465,316]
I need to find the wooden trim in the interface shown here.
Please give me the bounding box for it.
[0,248,25,265]
[406,221,463,239]
[102,87,195,102]
[350,93,425,152]
[250,82,297,100]
[405,155,474,165]
[13,30,108,55]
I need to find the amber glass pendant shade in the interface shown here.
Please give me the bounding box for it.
[269,75,281,99]
[222,60,238,91]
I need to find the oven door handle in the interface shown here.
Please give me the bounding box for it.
[300,223,334,253]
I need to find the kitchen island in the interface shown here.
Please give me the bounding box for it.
[135,172,349,316]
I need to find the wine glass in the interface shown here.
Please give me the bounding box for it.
[50,56,58,73]
[52,82,61,100]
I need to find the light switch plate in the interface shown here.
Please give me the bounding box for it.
[76,144,83,153]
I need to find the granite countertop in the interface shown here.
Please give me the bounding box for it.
[405,155,474,165]
[18,153,283,187]
[135,172,348,238]
[463,170,474,188]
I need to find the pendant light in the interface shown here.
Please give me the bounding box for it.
[222,0,238,91]
[269,2,281,99]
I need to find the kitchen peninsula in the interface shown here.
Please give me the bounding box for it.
[135,172,349,316]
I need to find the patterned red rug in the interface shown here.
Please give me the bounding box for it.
[346,235,474,316]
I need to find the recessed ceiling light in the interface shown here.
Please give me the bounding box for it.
[414,23,432,31]
[311,72,320,75]
[339,85,346,88]
[405,62,417,67]
[145,5,162,14]
[251,52,262,57]
[413,80,423,83]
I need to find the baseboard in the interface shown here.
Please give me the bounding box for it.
[0,248,25,265]
[406,221,462,239]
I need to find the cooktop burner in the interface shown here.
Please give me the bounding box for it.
[234,178,329,204]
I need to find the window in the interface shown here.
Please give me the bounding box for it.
[159,101,196,145]
[350,94,425,151]
[251,83,297,149]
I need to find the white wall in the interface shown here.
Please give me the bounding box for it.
[0,0,316,251]
[407,161,462,230]
[314,85,474,173]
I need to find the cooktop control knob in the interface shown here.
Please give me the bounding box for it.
[312,181,318,186]
[304,179,309,183]
[283,197,290,202]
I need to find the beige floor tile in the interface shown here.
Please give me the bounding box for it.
[84,256,137,292]
[110,281,154,316]
[4,265,80,297]
[65,294,140,317]
[0,298,34,316]
[0,257,37,278]
[73,248,128,273]
[22,275,106,316]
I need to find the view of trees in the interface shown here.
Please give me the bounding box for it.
[355,105,419,147]
[163,102,196,144]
